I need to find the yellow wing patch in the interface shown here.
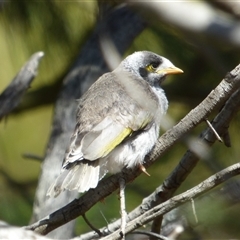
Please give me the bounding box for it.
[100,127,132,157]
[81,116,152,161]
[100,115,152,157]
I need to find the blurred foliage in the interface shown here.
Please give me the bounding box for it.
[0,1,240,239]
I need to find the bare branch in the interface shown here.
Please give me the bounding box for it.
[0,52,44,120]
[102,162,240,239]
[210,1,240,19]
[128,1,240,48]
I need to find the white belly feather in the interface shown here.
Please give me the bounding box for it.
[102,123,159,174]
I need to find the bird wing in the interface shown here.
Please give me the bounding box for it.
[62,72,158,168]
[81,114,152,160]
[63,112,153,168]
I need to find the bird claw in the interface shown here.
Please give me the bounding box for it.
[139,164,150,176]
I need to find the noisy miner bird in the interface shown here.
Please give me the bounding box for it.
[47,51,183,198]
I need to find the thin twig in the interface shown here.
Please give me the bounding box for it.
[190,198,198,224]
[22,153,43,162]
[205,119,223,142]
[82,214,102,237]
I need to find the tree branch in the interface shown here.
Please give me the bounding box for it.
[12,154,240,240]
[128,1,240,48]
[210,1,240,19]
[101,162,240,239]
[0,51,44,120]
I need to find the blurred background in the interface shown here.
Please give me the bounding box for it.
[0,1,240,239]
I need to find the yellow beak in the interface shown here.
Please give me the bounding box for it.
[157,67,183,75]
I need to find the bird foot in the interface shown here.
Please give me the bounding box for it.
[139,164,150,176]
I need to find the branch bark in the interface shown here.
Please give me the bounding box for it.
[210,1,240,19]
[128,1,240,48]
[101,162,240,240]
[5,162,240,240]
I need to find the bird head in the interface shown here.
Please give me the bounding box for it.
[120,51,183,86]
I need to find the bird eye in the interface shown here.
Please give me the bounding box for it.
[151,62,159,69]
[146,62,159,72]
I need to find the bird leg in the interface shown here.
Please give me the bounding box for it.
[119,177,127,239]
[139,164,150,176]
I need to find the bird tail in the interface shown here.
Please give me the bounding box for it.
[47,160,101,198]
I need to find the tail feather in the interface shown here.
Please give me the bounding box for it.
[47,161,101,198]
[47,170,69,198]
[72,162,99,192]
[61,165,82,190]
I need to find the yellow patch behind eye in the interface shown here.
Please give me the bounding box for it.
[146,64,156,73]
